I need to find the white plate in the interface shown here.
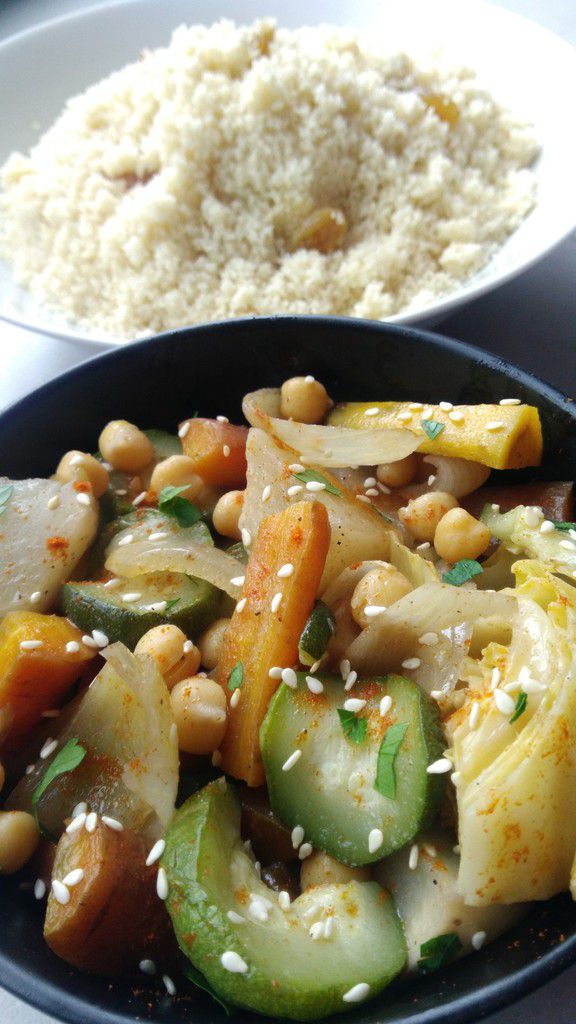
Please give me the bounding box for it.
[0,0,575,348]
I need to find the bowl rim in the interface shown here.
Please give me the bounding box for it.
[0,314,575,1024]
[0,0,575,348]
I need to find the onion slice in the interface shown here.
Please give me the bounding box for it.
[242,388,420,468]
[402,455,490,499]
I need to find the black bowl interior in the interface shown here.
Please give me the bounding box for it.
[0,315,575,1024]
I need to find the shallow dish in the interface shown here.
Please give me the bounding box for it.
[0,0,575,348]
[0,315,575,1023]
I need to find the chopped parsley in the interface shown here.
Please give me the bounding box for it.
[32,737,87,835]
[552,521,576,533]
[227,661,244,692]
[182,963,232,1015]
[510,691,528,724]
[337,708,367,744]
[0,483,14,516]
[417,932,463,973]
[158,485,202,528]
[293,469,342,497]
[421,418,445,441]
[374,722,409,799]
[164,598,180,614]
[442,559,483,586]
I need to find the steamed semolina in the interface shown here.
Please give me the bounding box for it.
[0,20,538,338]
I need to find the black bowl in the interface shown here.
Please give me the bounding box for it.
[1,316,575,1024]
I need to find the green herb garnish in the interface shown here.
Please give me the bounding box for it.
[337,708,367,744]
[227,661,244,692]
[510,691,528,724]
[374,722,409,799]
[552,521,576,533]
[293,469,342,497]
[0,483,14,516]
[164,598,180,614]
[421,418,445,441]
[442,559,483,586]
[417,932,463,973]
[32,737,87,834]
[182,963,233,1015]
[158,485,202,528]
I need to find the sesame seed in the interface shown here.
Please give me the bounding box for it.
[122,592,142,603]
[430,689,444,700]
[343,698,366,713]
[287,484,304,497]
[439,401,453,411]
[309,921,325,940]
[30,591,42,604]
[427,475,436,487]
[368,828,384,854]
[241,528,252,547]
[117,533,134,546]
[62,868,84,887]
[494,688,515,715]
[221,951,248,974]
[178,421,190,439]
[66,813,87,834]
[115,489,128,496]
[409,402,424,411]
[73,802,88,822]
[81,634,100,649]
[419,632,438,646]
[85,812,98,833]
[40,738,58,759]
[306,675,324,694]
[364,605,387,617]
[397,411,412,422]
[472,930,487,950]
[20,639,43,651]
[268,666,283,680]
[451,771,462,786]
[402,657,421,670]
[146,601,168,614]
[146,839,166,866]
[560,539,576,551]
[305,480,326,493]
[423,843,437,857]
[42,709,60,719]
[343,983,370,1004]
[365,487,379,497]
[380,695,393,717]
[230,575,245,587]
[469,702,480,729]
[377,481,391,494]
[34,879,46,900]
[277,563,294,578]
[282,750,302,772]
[521,676,546,694]
[291,826,305,849]
[51,880,70,905]
[227,910,246,924]
[364,407,380,417]
[422,407,433,419]
[271,592,283,613]
[298,842,313,860]
[408,844,420,870]
[163,975,176,997]
[449,410,464,423]
[76,492,91,506]
[262,485,271,502]
[416,542,431,552]
[25,764,35,775]
[47,494,61,510]
[278,891,291,910]
[217,415,230,424]
[230,688,241,708]
[340,659,351,680]
[344,670,358,691]
[524,506,543,529]
[486,420,505,432]
[156,867,169,900]
[356,494,372,504]
[490,667,501,690]
[364,477,377,488]
[132,491,147,507]
[149,531,169,541]
[103,577,121,589]
[540,520,555,534]
[248,897,269,923]
[139,959,156,975]
[182,640,194,655]
[304,375,315,383]
[500,398,521,406]
[102,816,123,831]
[91,629,109,648]
[223,445,231,458]
[236,597,247,613]
[288,463,305,473]
[427,757,453,774]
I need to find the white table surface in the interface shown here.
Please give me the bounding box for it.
[1,1,575,1022]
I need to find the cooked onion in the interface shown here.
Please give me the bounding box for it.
[402,455,490,498]
[242,388,420,468]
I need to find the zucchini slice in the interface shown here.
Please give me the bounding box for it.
[298,601,336,668]
[162,781,406,1020]
[261,674,445,865]
[143,428,182,461]
[62,570,220,649]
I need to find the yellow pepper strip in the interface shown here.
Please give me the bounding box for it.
[328,402,542,470]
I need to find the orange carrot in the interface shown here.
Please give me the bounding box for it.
[181,418,248,488]
[217,501,330,786]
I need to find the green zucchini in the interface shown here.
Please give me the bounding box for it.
[61,570,220,649]
[226,541,249,564]
[480,503,576,573]
[143,428,182,461]
[260,673,445,866]
[162,780,406,1020]
[298,601,336,667]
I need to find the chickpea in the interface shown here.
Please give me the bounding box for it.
[150,455,203,502]
[212,491,244,541]
[280,376,332,424]
[376,453,418,489]
[98,420,154,473]
[198,618,230,670]
[0,811,39,874]
[301,850,371,890]
[56,450,109,498]
[399,491,459,542]
[170,677,227,755]
[350,564,412,628]
[135,624,201,691]
[434,507,491,563]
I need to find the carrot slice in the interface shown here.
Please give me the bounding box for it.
[217,501,330,786]
[181,418,248,488]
